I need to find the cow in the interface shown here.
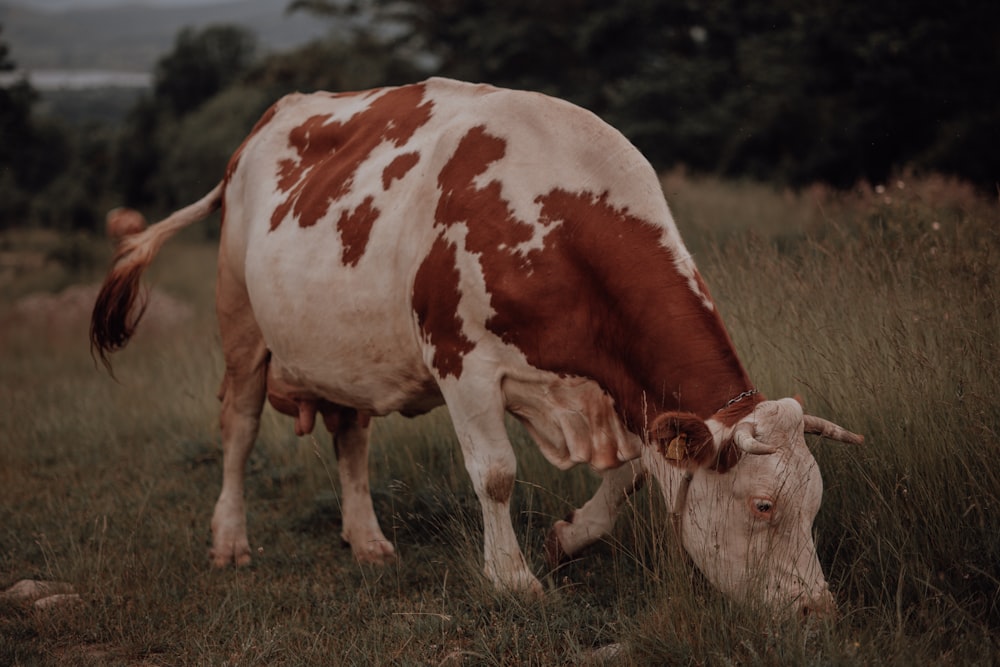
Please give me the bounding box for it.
[91,77,863,618]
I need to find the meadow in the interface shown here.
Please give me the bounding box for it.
[1,173,997,665]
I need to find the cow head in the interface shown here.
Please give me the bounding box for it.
[645,397,862,618]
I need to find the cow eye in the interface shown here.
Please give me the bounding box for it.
[750,497,775,518]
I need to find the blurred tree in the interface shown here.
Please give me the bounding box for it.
[158,85,271,213]
[288,0,616,105]
[154,25,258,116]
[31,123,119,231]
[289,0,1000,189]
[113,18,428,216]
[114,96,167,208]
[244,31,425,97]
[0,23,13,71]
[116,25,259,212]
[0,24,72,227]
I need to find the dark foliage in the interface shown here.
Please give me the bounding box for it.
[153,25,258,116]
[291,0,1000,188]
[114,25,260,212]
[0,25,72,227]
[3,1,996,230]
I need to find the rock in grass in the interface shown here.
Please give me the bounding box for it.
[0,579,82,611]
[584,642,626,664]
[33,593,83,610]
[1,579,76,604]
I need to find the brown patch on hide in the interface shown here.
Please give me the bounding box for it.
[382,151,420,189]
[337,196,380,266]
[412,236,476,379]
[485,466,515,504]
[270,83,433,231]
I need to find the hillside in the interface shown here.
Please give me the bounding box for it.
[0,0,330,71]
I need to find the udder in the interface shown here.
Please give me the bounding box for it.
[265,363,371,436]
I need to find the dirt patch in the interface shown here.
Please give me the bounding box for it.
[0,250,48,275]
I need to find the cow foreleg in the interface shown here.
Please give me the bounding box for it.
[545,461,646,567]
[445,384,542,597]
[322,409,396,564]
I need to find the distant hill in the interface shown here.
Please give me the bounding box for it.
[0,0,331,72]
[14,0,226,10]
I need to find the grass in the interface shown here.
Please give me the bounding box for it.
[1,172,998,665]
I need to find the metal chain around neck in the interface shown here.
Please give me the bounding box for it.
[725,388,759,408]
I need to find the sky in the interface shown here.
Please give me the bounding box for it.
[13,0,241,10]
[2,0,329,77]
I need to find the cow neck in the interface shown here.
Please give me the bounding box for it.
[430,124,757,432]
[574,239,759,432]
[627,285,759,430]
[539,196,756,431]
[479,200,756,432]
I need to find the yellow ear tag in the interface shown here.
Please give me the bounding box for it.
[666,433,688,461]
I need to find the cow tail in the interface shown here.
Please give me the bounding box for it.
[90,182,225,374]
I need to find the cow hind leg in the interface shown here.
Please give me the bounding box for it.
[442,380,543,597]
[210,270,268,567]
[322,408,396,564]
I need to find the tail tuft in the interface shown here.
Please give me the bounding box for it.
[105,207,148,240]
[89,182,223,374]
[90,255,151,373]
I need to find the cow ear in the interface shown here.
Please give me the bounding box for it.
[648,412,715,468]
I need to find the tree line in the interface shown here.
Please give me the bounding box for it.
[1,0,996,231]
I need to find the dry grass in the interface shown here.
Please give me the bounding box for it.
[1,174,998,665]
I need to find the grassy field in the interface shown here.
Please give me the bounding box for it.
[1,173,998,665]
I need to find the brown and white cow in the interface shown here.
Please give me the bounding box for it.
[91,77,862,617]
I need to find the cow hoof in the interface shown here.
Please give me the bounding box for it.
[352,539,397,565]
[210,542,252,568]
[488,568,545,599]
[512,575,545,600]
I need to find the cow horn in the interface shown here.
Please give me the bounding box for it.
[732,422,778,455]
[803,415,865,445]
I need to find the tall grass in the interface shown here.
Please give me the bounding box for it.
[665,172,1000,664]
[1,174,998,665]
